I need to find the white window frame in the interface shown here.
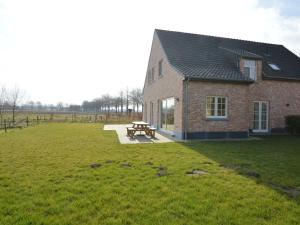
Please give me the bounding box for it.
[244,60,257,80]
[252,101,269,132]
[206,96,228,119]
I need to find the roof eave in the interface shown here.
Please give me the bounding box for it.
[263,74,300,82]
[187,76,254,84]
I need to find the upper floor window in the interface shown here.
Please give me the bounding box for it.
[206,96,228,119]
[147,67,155,85]
[158,59,163,76]
[147,70,151,85]
[244,60,257,80]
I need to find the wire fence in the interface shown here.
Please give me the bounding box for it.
[0,112,142,133]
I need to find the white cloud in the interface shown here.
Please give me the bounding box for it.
[0,0,299,104]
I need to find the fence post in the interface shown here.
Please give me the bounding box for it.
[4,119,7,133]
[37,115,39,124]
[26,116,29,127]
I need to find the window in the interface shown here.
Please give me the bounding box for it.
[268,63,280,70]
[158,60,163,76]
[244,60,257,80]
[151,67,155,81]
[147,70,151,85]
[147,67,155,85]
[206,96,227,118]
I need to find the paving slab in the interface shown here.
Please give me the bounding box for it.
[103,124,174,144]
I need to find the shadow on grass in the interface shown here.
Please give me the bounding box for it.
[180,135,300,202]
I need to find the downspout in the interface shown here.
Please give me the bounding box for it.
[184,77,190,140]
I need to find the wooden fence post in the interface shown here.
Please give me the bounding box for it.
[4,119,7,133]
[26,116,29,127]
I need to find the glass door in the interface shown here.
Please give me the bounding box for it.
[161,98,175,133]
[253,101,268,132]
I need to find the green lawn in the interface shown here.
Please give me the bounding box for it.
[0,123,300,225]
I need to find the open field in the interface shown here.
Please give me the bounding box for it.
[0,111,142,131]
[0,123,300,225]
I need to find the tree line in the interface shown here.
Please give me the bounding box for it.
[81,88,142,114]
[0,85,143,123]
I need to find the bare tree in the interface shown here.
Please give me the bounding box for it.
[94,98,103,113]
[130,88,143,112]
[135,88,143,112]
[112,96,122,114]
[8,86,25,123]
[102,94,111,115]
[56,102,64,111]
[126,87,130,114]
[119,90,124,114]
[0,85,7,123]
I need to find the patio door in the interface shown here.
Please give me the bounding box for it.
[253,101,268,132]
[161,97,175,133]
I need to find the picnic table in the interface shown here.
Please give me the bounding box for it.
[126,121,156,139]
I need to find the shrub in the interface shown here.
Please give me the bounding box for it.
[285,115,300,134]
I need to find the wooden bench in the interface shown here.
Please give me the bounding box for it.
[146,127,156,138]
[126,127,136,138]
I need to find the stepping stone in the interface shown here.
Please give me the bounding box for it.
[186,169,208,176]
[90,163,101,169]
[121,162,132,168]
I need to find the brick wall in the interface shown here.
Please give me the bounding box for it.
[142,32,184,137]
[143,33,300,138]
[187,81,249,133]
[247,60,300,130]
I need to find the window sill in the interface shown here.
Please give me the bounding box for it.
[206,117,228,121]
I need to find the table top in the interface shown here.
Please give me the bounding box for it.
[131,121,149,125]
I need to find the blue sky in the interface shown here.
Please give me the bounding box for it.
[0,0,300,104]
[259,0,300,17]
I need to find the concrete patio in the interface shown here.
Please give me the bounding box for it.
[103,124,174,144]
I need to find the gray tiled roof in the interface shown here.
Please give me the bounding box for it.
[156,29,300,82]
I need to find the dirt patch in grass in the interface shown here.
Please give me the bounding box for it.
[186,169,208,176]
[157,166,168,177]
[120,162,132,168]
[145,161,153,166]
[268,182,300,199]
[90,163,101,169]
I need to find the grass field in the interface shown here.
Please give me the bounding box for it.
[0,123,300,225]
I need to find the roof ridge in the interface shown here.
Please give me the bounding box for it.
[155,29,283,47]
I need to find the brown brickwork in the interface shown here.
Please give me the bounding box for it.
[142,32,184,136]
[143,35,300,139]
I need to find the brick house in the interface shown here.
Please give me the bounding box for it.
[143,29,300,139]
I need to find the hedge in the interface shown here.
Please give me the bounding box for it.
[285,115,300,134]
